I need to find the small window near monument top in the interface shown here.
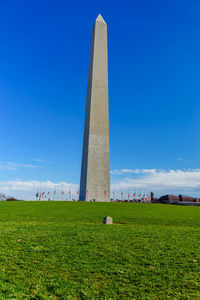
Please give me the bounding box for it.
[103,216,113,224]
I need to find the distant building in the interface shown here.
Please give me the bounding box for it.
[157,194,200,205]
[150,192,154,202]
[0,193,19,201]
[178,194,194,202]
[6,197,18,201]
[159,194,179,204]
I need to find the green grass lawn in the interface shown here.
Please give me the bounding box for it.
[0,202,200,299]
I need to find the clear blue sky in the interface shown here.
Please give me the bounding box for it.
[1,0,200,199]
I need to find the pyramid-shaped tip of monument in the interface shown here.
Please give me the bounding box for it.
[96,14,106,24]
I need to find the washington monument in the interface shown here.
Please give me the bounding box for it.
[79,14,110,202]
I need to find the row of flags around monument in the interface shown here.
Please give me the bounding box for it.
[35,190,151,201]
[113,192,151,201]
[35,190,77,201]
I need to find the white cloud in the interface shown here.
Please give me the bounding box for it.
[111,169,159,175]
[0,162,37,170]
[1,169,200,200]
[34,158,44,163]
[176,157,193,162]
[111,168,200,196]
[0,180,79,200]
[33,158,51,163]
[110,169,123,175]
[121,169,157,174]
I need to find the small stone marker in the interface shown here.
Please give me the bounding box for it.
[103,216,113,224]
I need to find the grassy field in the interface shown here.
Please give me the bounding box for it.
[0,202,200,299]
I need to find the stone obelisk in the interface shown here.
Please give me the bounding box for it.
[79,14,110,202]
